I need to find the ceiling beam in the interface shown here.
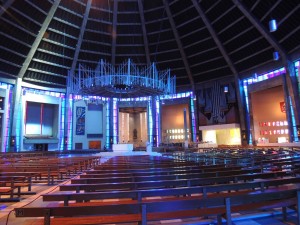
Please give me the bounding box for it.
[232,0,288,61]
[279,4,300,27]
[1,17,35,36]
[233,0,300,141]
[192,0,247,135]
[138,0,150,65]
[17,0,61,79]
[23,77,65,87]
[260,0,282,21]
[192,0,239,75]
[163,0,195,88]
[0,0,15,17]
[70,0,92,75]
[111,0,118,66]
[27,68,65,78]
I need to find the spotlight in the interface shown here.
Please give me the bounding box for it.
[269,19,277,32]
[224,86,228,93]
[273,51,279,61]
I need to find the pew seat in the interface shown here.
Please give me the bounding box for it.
[15,187,300,225]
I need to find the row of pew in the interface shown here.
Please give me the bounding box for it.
[14,152,300,225]
[0,153,101,202]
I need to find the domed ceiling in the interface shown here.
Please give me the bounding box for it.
[0,0,299,91]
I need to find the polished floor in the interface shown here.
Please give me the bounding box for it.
[0,152,298,225]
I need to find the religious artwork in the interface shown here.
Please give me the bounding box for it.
[280,102,286,113]
[76,107,85,135]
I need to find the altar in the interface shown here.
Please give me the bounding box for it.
[198,143,218,148]
[112,144,133,153]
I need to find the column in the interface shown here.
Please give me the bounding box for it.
[183,108,188,148]
[283,61,300,142]
[189,93,197,142]
[10,78,22,152]
[235,77,249,145]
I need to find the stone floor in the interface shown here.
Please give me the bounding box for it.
[0,152,298,225]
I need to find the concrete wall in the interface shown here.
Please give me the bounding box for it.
[161,104,190,143]
[251,85,288,143]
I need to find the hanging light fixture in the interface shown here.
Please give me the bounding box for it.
[224,86,228,93]
[67,58,176,98]
[269,19,277,32]
[273,51,279,61]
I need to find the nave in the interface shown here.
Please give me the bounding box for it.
[1,149,300,225]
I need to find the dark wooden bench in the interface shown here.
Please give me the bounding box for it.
[0,180,14,201]
[0,176,30,201]
[0,172,40,192]
[44,176,300,206]
[59,170,289,192]
[70,167,268,185]
[0,155,100,185]
[15,186,300,225]
[83,165,243,178]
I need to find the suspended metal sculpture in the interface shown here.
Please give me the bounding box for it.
[67,59,176,98]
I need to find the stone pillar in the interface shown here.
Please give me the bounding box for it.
[283,61,300,142]
[234,77,249,146]
[10,78,22,152]
[183,108,188,148]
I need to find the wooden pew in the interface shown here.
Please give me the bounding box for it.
[72,167,262,184]
[44,176,300,206]
[0,155,100,185]
[59,171,289,192]
[88,164,245,175]
[84,165,243,178]
[85,165,241,177]
[0,176,29,201]
[0,180,14,202]
[15,186,300,225]
[0,172,40,192]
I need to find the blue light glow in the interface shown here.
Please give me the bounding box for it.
[106,99,110,149]
[113,98,118,144]
[190,94,197,142]
[289,96,298,142]
[60,97,66,150]
[67,95,73,150]
[148,99,153,145]
[155,97,160,147]
[242,63,299,143]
